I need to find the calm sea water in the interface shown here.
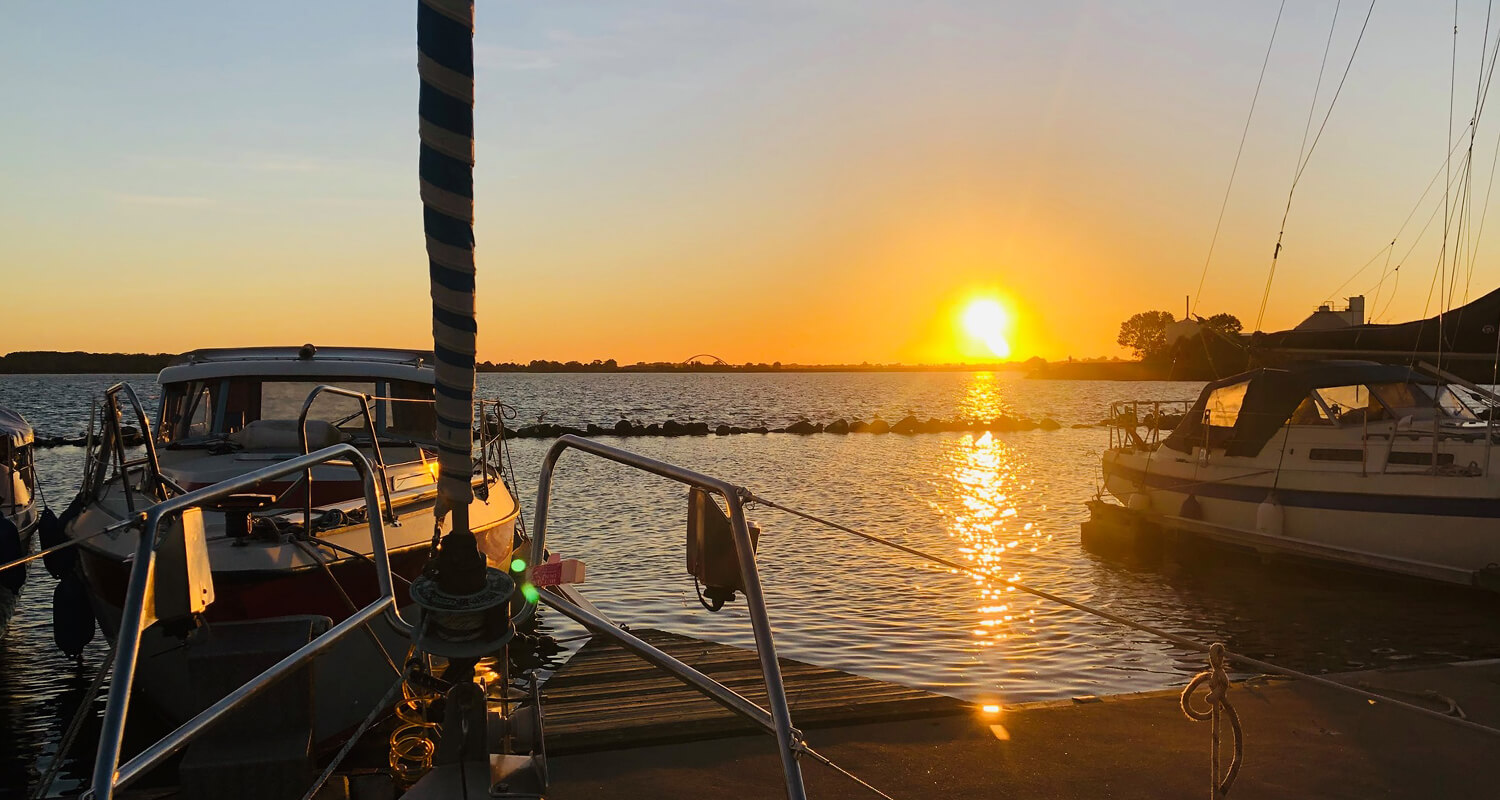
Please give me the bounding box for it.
[2,371,1498,796]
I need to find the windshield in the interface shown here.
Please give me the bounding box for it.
[157,377,436,444]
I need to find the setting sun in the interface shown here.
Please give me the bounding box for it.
[961,298,1013,359]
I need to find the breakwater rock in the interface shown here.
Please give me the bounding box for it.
[484,414,1075,440]
[35,416,1092,449]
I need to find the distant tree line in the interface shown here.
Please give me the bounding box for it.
[478,359,1043,373]
[0,351,1045,375]
[0,351,174,374]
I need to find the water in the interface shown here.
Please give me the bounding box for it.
[2,371,1498,796]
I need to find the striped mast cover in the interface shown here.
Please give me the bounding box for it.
[418,0,477,532]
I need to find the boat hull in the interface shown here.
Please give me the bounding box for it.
[0,511,38,640]
[1102,448,1500,586]
[75,499,517,741]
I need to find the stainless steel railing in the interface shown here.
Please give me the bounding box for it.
[296,384,397,530]
[82,383,184,510]
[89,444,415,800]
[1107,398,1194,450]
[525,435,808,800]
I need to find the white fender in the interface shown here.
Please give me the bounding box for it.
[1127,492,1151,512]
[1255,494,1284,536]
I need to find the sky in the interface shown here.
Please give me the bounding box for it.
[4,1,1500,363]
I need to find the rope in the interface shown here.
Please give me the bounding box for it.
[1255,0,1377,331]
[418,0,478,518]
[1191,0,1286,317]
[31,646,115,800]
[1179,643,1243,797]
[290,539,401,676]
[299,665,412,800]
[798,744,899,800]
[745,493,1500,739]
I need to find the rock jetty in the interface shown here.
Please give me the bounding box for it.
[33,415,1091,449]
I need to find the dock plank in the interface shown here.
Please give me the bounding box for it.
[541,629,970,754]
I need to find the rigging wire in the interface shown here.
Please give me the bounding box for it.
[1190,0,1287,317]
[1407,4,1500,347]
[746,494,1500,740]
[1461,0,1500,306]
[756,495,1500,738]
[1255,0,1378,332]
[1295,0,1344,174]
[1322,131,1472,305]
[1430,0,1461,376]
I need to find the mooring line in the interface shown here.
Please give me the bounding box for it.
[746,493,1500,739]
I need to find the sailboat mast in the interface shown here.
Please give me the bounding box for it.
[418,0,478,534]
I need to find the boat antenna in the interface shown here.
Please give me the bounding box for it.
[419,0,485,592]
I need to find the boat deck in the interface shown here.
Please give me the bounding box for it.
[541,628,971,753]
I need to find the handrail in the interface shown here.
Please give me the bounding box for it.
[89,444,415,800]
[526,435,808,800]
[97,383,184,512]
[1107,399,1194,450]
[296,385,396,531]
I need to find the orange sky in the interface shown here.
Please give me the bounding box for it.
[4,3,1498,363]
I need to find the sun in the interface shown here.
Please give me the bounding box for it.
[961,298,1013,359]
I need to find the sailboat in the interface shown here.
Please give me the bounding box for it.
[1096,357,1500,588]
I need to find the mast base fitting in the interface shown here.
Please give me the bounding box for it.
[409,567,516,658]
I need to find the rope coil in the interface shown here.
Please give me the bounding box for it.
[1179,643,1243,797]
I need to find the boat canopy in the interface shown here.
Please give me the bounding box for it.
[1162,361,1443,458]
[0,407,33,450]
[159,346,435,386]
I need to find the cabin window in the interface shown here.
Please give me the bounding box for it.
[260,382,378,433]
[160,376,437,445]
[1204,381,1249,427]
[1289,394,1332,425]
[1308,448,1363,462]
[1314,385,1385,424]
[1437,386,1481,420]
[1366,382,1481,422]
[385,380,437,440]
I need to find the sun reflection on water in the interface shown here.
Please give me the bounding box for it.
[936,374,1048,652]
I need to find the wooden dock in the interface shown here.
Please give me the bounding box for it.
[541,629,971,753]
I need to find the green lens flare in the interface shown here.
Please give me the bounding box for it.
[521,583,539,603]
[510,558,526,572]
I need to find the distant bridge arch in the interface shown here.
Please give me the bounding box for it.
[682,353,729,366]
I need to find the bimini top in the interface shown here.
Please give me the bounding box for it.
[1162,361,1433,458]
[158,346,436,386]
[0,406,34,449]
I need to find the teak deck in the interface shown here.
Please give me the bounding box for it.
[541,628,971,753]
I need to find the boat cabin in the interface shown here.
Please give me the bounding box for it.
[141,346,470,509]
[1162,362,1487,459]
[155,346,438,451]
[0,408,36,528]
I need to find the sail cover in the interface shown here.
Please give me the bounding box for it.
[0,407,32,450]
[1251,286,1500,356]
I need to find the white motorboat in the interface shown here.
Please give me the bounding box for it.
[63,345,521,739]
[0,406,40,636]
[1099,360,1500,588]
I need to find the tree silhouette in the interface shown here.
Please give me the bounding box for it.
[1117,311,1176,359]
[1203,313,1243,337]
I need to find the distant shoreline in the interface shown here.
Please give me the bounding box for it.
[0,351,1168,378]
